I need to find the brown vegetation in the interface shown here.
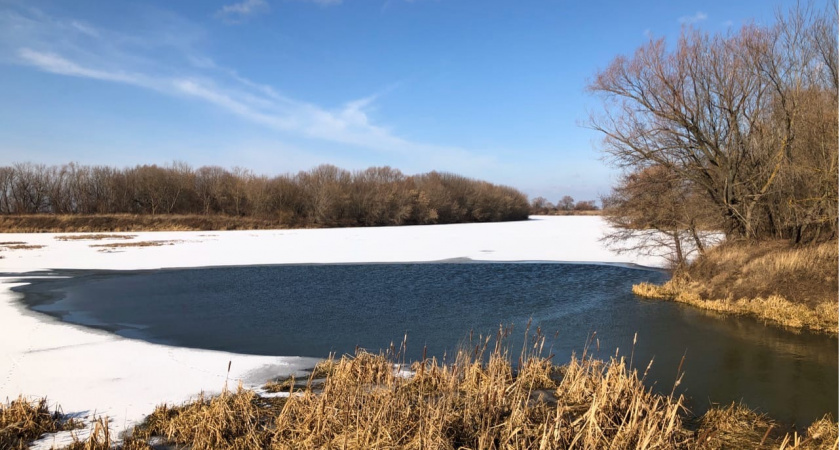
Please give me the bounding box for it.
[90,241,179,250]
[0,163,530,232]
[632,240,839,334]
[0,243,45,250]
[115,347,840,449]
[5,336,838,449]
[0,396,81,449]
[0,214,298,233]
[55,234,137,241]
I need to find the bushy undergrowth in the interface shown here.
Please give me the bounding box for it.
[633,240,839,334]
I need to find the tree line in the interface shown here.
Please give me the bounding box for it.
[591,2,838,264]
[529,196,599,215]
[0,162,530,227]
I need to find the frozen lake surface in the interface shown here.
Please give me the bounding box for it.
[17,262,838,426]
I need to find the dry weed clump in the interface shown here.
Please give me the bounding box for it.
[128,386,282,449]
[693,403,777,449]
[691,403,839,449]
[633,240,839,334]
[0,396,81,449]
[55,234,137,241]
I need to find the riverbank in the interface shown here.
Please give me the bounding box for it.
[0,216,672,447]
[633,240,839,334]
[0,214,302,233]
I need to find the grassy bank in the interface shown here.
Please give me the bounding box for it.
[0,214,307,233]
[633,240,839,334]
[5,339,837,449]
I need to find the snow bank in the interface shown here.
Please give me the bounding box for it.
[0,216,668,446]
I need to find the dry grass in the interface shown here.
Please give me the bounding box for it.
[120,340,838,450]
[0,243,45,250]
[55,234,137,241]
[0,396,81,449]
[633,240,839,334]
[89,240,179,250]
[540,210,603,216]
[0,214,301,233]
[128,386,283,449]
[6,337,838,449]
[263,377,298,394]
[127,336,692,449]
[693,403,777,449]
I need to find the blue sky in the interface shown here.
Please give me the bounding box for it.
[0,0,798,202]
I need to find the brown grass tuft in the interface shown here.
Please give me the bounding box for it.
[693,403,776,449]
[129,385,281,449]
[0,396,81,449]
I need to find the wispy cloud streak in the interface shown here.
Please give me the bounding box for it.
[0,6,496,172]
[216,0,270,23]
[678,11,708,25]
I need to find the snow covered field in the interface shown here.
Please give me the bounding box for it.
[0,216,668,447]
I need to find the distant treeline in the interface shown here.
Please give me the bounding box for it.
[529,196,599,215]
[0,163,530,227]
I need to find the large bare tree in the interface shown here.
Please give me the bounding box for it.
[590,3,838,242]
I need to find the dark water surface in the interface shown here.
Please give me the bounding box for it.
[13,263,838,426]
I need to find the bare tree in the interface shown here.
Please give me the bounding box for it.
[589,3,838,242]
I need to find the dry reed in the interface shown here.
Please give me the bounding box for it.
[6,341,837,449]
[126,331,692,449]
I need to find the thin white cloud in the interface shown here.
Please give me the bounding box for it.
[69,20,99,37]
[678,11,708,25]
[1,6,498,174]
[307,0,343,5]
[216,0,270,23]
[18,48,147,85]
